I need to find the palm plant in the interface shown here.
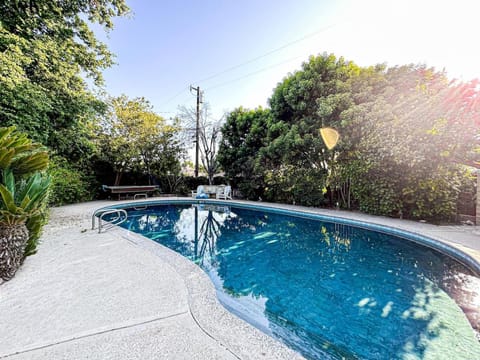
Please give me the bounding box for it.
[0,127,49,281]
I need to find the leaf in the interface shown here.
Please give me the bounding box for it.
[0,210,27,225]
[20,194,31,209]
[0,148,15,168]
[0,184,21,214]
[0,127,15,144]
[320,127,340,150]
[2,169,15,197]
[11,152,49,175]
[16,173,50,213]
[16,173,39,203]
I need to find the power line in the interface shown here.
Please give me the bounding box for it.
[194,24,335,85]
[166,55,301,111]
[163,24,335,111]
[159,86,190,106]
[205,55,304,92]
[171,56,301,111]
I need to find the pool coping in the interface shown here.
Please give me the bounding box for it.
[109,224,304,359]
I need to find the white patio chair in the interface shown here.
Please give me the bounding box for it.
[216,185,232,200]
[192,185,204,198]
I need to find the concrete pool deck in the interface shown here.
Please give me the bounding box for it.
[1,198,479,359]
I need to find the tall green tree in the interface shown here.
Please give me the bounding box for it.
[262,53,360,205]
[219,53,479,221]
[0,0,129,162]
[95,96,183,185]
[218,107,270,199]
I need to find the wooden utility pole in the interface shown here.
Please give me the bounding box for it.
[190,85,202,177]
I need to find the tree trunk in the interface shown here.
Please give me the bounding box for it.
[114,171,123,186]
[0,223,29,281]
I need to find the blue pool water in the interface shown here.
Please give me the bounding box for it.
[115,203,480,359]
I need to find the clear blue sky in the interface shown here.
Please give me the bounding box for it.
[94,0,480,119]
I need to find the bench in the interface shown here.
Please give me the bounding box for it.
[103,185,159,200]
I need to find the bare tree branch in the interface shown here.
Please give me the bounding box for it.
[177,103,224,183]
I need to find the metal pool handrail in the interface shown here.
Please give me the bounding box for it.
[92,208,128,233]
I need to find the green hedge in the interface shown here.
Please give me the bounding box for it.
[48,158,93,206]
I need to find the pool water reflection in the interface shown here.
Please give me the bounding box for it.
[119,204,480,360]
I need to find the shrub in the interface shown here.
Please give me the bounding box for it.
[402,169,466,222]
[0,126,50,279]
[212,176,227,185]
[349,162,402,217]
[234,177,265,200]
[264,166,329,206]
[48,158,93,206]
[456,169,476,217]
[352,177,402,217]
[154,174,186,195]
[183,176,209,191]
[350,160,466,222]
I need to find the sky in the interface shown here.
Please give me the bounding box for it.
[94,0,480,120]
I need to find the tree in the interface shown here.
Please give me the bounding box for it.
[0,0,129,162]
[0,0,130,205]
[95,96,183,186]
[199,122,222,185]
[262,53,360,205]
[340,65,480,219]
[218,107,270,199]
[220,52,480,221]
[178,104,223,184]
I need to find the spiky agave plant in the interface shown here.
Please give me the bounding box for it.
[0,127,49,281]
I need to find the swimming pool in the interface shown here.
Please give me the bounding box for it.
[104,201,480,359]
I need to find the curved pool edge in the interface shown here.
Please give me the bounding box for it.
[96,197,480,277]
[94,197,480,356]
[109,222,304,360]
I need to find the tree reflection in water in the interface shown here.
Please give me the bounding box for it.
[191,205,231,267]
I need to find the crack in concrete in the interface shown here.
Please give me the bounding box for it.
[188,307,242,360]
[0,311,189,359]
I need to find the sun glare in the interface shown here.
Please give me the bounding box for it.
[332,0,480,81]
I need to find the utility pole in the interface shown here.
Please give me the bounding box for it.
[190,85,202,177]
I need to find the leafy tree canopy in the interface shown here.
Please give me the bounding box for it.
[218,52,480,220]
[218,107,270,199]
[0,0,129,161]
[339,65,480,218]
[265,53,361,170]
[95,95,183,186]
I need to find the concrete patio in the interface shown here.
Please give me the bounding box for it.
[1,198,479,359]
